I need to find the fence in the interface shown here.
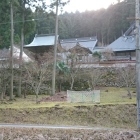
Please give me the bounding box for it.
[67,90,100,103]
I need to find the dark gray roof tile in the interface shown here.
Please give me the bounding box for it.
[25,34,59,47]
[107,36,135,52]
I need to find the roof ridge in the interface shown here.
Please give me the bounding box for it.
[60,36,97,40]
[35,34,55,37]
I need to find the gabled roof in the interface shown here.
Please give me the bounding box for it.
[107,36,135,52]
[60,36,97,52]
[124,22,135,36]
[60,36,97,43]
[13,46,31,62]
[93,46,106,53]
[69,44,92,54]
[25,34,59,48]
[106,22,136,52]
[0,46,31,62]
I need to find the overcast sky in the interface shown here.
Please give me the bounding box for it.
[61,0,118,13]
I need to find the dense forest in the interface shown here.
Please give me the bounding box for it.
[0,0,135,49]
[33,0,135,46]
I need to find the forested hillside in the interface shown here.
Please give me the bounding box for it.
[32,0,135,46]
[58,0,134,45]
[0,0,135,49]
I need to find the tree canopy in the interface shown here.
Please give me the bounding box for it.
[0,0,135,49]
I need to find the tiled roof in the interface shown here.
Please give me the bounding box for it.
[60,42,77,51]
[124,22,135,36]
[0,47,31,62]
[60,36,97,52]
[25,34,59,47]
[107,36,135,52]
[60,36,97,43]
[93,46,106,53]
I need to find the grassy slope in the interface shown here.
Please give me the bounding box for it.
[0,87,137,129]
[0,104,136,128]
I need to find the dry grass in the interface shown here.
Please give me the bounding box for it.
[0,127,140,140]
[0,104,137,129]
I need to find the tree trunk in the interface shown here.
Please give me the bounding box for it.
[0,93,3,101]
[70,76,74,90]
[3,84,6,99]
[58,78,62,92]
[35,88,40,104]
[10,0,14,100]
[126,87,132,99]
[18,0,25,97]
[35,91,39,104]
[23,83,27,99]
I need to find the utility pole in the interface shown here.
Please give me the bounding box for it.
[10,0,14,100]
[136,0,140,129]
[52,0,58,95]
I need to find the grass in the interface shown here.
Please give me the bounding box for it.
[0,87,136,108]
[0,87,136,109]
[0,87,137,129]
[100,87,136,104]
[0,104,137,128]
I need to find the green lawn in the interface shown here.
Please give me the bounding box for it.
[100,87,136,104]
[0,87,136,109]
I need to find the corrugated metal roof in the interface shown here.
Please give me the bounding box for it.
[107,36,135,52]
[25,34,58,47]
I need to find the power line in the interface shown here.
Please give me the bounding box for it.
[0,18,48,25]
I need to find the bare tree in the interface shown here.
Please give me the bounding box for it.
[82,68,103,90]
[117,65,136,99]
[23,53,53,103]
[101,48,114,61]
[66,53,81,90]
[0,59,9,100]
[0,49,17,100]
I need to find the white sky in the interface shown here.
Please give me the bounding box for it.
[61,0,118,13]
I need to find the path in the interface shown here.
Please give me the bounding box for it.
[0,123,128,131]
